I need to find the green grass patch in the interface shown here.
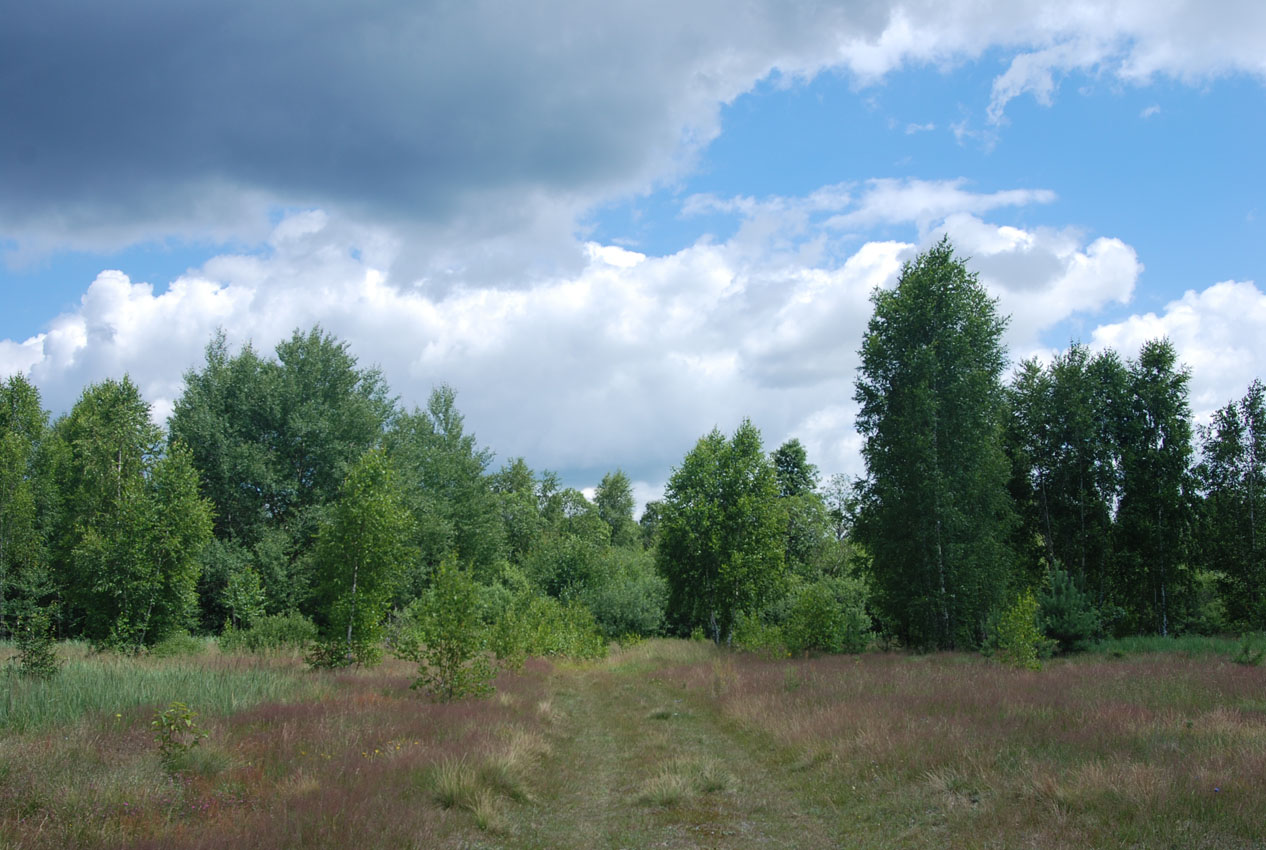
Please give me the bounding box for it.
[1091,634,1244,658]
[0,647,327,732]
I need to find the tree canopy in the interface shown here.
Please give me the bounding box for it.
[854,238,1015,649]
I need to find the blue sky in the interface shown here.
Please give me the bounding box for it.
[3,1,1265,502]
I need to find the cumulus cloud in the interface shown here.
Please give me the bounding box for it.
[931,212,1141,354]
[2,175,1159,491]
[1090,280,1266,421]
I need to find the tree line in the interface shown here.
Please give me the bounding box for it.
[1,241,1262,659]
[853,238,1265,650]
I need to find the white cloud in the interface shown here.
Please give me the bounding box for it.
[826,178,1057,235]
[1090,280,1266,420]
[934,213,1141,353]
[1140,104,1162,118]
[3,185,1160,492]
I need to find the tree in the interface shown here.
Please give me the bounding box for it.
[491,457,547,564]
[594,469,638,548]
[1006,345,1126,601]
[1114,339,1193,636]
[52,378,212,648]
[772,438,817,498]
[386,385,504,590]
[393,557,495,701]
[0,375,49,637]
[170,327,395,619]
[311,448,415,665]
[1195,379,1265,629]
[853,238,1015,649]
[657,419,786,644]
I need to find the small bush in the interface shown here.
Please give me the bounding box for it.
[11,606,60,680]
[988,590,1054,670]
[149,630,205,658]
[305,637,381,669]
[732,611,787,658]
[152,701,208,771]
[1233,632,1265,666]
[1038,567,1102,654]
[783,576,871,655]
[487,592,607,667]
[221,611,318,654]
[396,559,496,701]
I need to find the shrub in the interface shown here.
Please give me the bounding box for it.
[487,592,607,666]
[576,547,667,639]
[11,606,60,680]
[1038,567,1102,654]
[149,630,206,658]
[305,637,380,669]
[395,559,495,701]
[151,700,208,771]
[783,576,872,655]
[732,611,787,658]
[220,611,318,654]
[989,590,1054,670]
[1234,632,1265,666]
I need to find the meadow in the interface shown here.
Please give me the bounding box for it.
[1,639,1263,849]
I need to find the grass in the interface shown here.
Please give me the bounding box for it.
[0,643,326,732]
[1,638,1262,848]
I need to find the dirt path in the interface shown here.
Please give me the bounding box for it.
[492,661,839,849]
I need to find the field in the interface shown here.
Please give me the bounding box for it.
[1,640,1263,849]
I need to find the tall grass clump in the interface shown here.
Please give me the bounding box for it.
[0,651,326,732]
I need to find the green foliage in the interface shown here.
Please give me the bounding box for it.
[170,328,395,622]
[988,590,1053,670]
[1181,568,1229,636]
[772,438,817,498]
[732,611,787,658]
[854,238,1015,649]
[395,558,495,701]
[784,576,872,655]
[657,419,787,644]
[151,700,208,770]
[148,630,206,658]
[0,374,49,640]
[594,469,639,548]
[488,592,607,667]
[1233,632,1265,666]
[305,637,379,669]
[312,447,415,666]
[386,385,505,589]
[1038,567,1102,653]
[1006,346,1126,606]
[52,379,214,650]
[1232,632,1265,666]
[11,605,59,680]
[1115,339,1194,636]
[576,546,667,639]
[1195,380,1266,630]
[220,611,318,653]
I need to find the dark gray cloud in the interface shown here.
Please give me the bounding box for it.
[1,0,881,266]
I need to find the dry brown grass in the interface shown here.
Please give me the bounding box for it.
[0,653,554,849]
[655,649,1266,848]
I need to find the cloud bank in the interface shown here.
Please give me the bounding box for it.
[8,178,1227,496]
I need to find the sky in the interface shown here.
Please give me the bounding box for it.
[2,0,1265,508]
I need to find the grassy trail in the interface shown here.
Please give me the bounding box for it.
[500,657,837,849]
